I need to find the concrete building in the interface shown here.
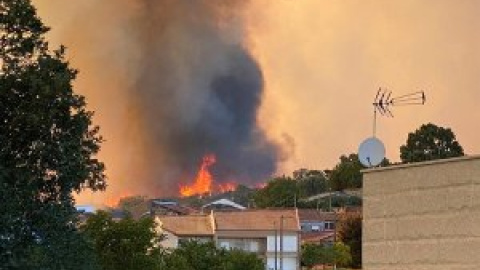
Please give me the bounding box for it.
[156,214,215,249]
[363,155,480,270]
[156,209,301,270]
[298,209,336,245]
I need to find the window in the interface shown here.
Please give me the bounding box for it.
[325,222,335,230]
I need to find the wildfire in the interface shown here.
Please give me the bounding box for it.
[217,182,237,193]
[179,154,239,197]
[180,154,216,197]
[104,191,132,208]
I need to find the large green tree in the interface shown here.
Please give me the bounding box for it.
[400,123,464,163]
[301,242,351,269]
[164,240,264,270]
[81,211,164,270]
[0,0,105,268]
[328,153,389,191]
[327,154,363,191]
[294,169,328,198]
[254,176,298,208]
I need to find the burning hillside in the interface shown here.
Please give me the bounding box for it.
[180,154,237,197]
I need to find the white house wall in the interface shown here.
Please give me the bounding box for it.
[161,231,179,249]
[267,234,298,252]
[266,255,298,270]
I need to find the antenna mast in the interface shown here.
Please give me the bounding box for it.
[372,88,426,136]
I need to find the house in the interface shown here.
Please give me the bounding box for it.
[156,214,215,249]
[150,199,197,216]
[298,209,336,245]
[216,209,300,270]
[201,198,246,212]
[155,208,301,270]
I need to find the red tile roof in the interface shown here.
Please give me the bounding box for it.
[298,209,336,222]
[215,209,299,231]
[301,231,335,244]
[157,214,214,236]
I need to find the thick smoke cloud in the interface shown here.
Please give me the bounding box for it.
[130,1,281,192]
[130,1,279,192]
[33,0,283,197]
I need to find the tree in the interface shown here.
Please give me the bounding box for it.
[328,154,389,191]
[221,249,264,270]
[164,240,264,270]
[294,169,328,198]
[166,241,223,270]
[328,154,363,191]
[400,123,464,163]
[332,242,352,267]
[301,242,351,269]
[337,213,362,268]
[0,0,105,268]
[254,176,298,208]
[81,211,164,270]
[301,243,327,269]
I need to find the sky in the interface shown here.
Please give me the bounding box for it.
[33,0,480,205]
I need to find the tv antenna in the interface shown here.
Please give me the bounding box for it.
[358,88,426,168]
[372,88,426,136]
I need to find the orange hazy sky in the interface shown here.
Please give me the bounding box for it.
[33,0,480,205]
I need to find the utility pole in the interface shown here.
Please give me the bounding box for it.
[280,215,284,270]
[274,221,278,270]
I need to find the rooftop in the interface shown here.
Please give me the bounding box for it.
[362,154,480,174]
[157,214,214,236]
[297,209,336,222]
[215,208,299,231]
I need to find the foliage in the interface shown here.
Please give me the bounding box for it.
[254,176,298,208]
[254,170,332,208]
[221,249,264,270]
[164,240,264,270]
[327,154,363,191]
[337,213,362,268]
[301,242,351,269]
[229,184,255,207]
[81,211,164,270]
[294,169,328,198]
[332,242,352,267]
[0,0,105,268]
[328,154,389,191]
[400,123,464,163]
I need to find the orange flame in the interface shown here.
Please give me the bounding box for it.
[180,154,216,197]
[217,182,237,193]
[104,191,132,208]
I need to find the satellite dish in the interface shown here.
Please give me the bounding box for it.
[358,137,385,167]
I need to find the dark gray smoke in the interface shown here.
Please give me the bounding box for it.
[123,1,282,193]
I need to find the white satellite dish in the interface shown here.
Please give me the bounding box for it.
[358,137,385,167]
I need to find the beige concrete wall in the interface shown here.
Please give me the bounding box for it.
[363,155,480,270]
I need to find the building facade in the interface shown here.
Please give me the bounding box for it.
[363,155,480,270]
[156,209,301,270]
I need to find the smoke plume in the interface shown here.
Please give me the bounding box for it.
[130,1,282,193]
[34,0,284,198]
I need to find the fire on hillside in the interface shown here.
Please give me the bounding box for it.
[179,154,237,197]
